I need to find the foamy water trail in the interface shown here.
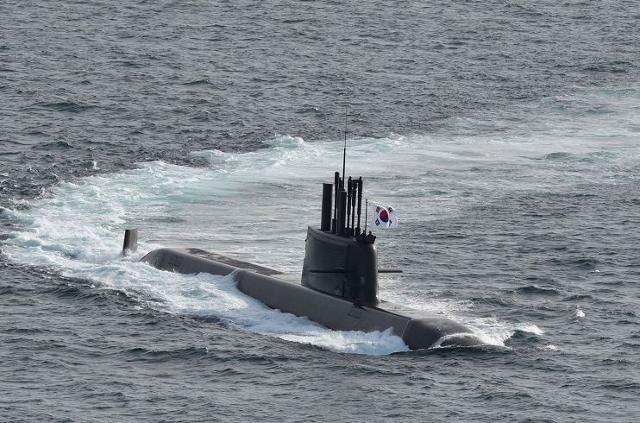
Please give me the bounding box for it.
[4,88,639,353]
[3,140,424,355]
[0,133,539,353]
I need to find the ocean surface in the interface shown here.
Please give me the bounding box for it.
[1,1,639,422]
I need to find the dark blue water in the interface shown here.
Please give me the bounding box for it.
[2,1,640,422]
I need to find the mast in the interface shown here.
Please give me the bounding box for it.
[342,105,347,181]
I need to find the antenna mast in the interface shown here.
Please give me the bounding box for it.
[342,105,348,181]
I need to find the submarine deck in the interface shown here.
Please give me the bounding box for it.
[186,248,282,276]
[140,247,478,349]
[168,248,434,322]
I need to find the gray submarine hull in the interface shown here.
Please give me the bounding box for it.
[140,246,480,350]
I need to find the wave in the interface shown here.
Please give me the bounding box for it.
[515,285,560,296]
[32,101,97,113]
[182,79,213,86]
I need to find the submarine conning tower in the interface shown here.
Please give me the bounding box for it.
[301,172,379,307]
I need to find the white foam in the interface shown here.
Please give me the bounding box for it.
[430,332,486,349]
[515,324,545,336]
[280,328,409,356]
[463,317,518,346]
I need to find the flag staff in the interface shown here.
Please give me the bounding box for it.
[356,177,362,235]
[364,198,368,233]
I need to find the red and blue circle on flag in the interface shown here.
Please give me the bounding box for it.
[379,209,389,223]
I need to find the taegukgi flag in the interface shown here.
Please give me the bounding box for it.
[370,202,399,229]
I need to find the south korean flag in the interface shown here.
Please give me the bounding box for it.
[370,202,399,229]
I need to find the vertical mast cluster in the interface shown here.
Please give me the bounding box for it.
[321,172,363,237]
[320,105,365,237]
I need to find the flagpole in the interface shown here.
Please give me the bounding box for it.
[364,198,368,234]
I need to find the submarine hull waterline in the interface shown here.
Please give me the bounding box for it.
[141,247,482,350]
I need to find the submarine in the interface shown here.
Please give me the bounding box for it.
[124,170,483,350]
